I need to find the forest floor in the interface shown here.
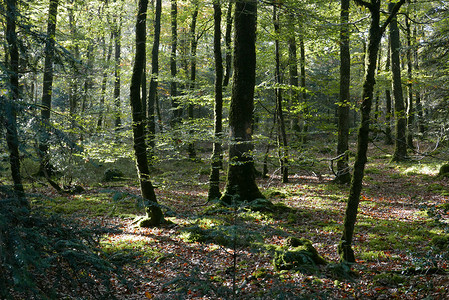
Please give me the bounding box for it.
[29,141,449,299]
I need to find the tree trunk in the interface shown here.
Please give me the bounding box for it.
[335,0,351,184]
[405,15,414,149]
[223,0,233,87]
[390,2,407,162]
[299,33,308,142]
[338,0,405,262]
[38,0,59,177]
[4,0,27,206]
[97,36,112,129]
[287,12,300,133]
[384,39,393,145]
[114,23,122,130]
[147,0,162,161]
[170,0,181,125]
[130,0,163,226]
[273,5,288,183]
[187,1,199,160]
[221,0,264,205]
[208,0,224,201]
[413,25,424,134]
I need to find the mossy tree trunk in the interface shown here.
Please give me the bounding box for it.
[208,0,223,201]
[221,0,264,205]
[130,0,163,226]
[338,0,405,262]
[390,2,407,162]
[335,0,351,184]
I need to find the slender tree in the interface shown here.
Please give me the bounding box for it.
[384,39,393,144]
[287,12,300,132]
[223,0,233,87]
[273,4,288,183]
[4,0,26,206]
[335,0,351,184]
[208,0,224,200]
[338,0,405,262]
[147,0,162,161]
[113,20,122,130]
[390,1,407,162]
[221,0,264,204]
[130,0,163,226]
[38,0,59,177]
[170,0,181,124]
[405,14,414,149]
[187,0,199,159]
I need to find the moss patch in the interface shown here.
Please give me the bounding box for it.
[273,236,327,273]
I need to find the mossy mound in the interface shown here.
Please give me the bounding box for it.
[273,236,327,273]
[431,235,449,249]
[438,163,449,178]
[103,168,124,182]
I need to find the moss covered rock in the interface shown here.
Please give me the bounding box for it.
[103,168,124,181]
[438,163,449,178]
[273,237,327,272]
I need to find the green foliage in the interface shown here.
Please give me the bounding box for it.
[373,272,406,286]
[0,192,125,299]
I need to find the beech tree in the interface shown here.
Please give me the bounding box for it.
[221,0,264,204]
[338,0,405,262]
[129,0,163,226]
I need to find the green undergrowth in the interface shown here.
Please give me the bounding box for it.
[100,238,164,265]
[31,190,142,218]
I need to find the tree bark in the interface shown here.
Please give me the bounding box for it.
[170,0,181,125]
[97,36,112,129]
[4,0,26,206]
[335,0,351,184]
[287,12,300,133]
[384,39,393,145]
[114,23,122,130]
[299,32,308,142]
[38,0,59,176]
[390,2,407,162]
[405,15,414,149]
[338,0,406,262]
[187,0,199,160]
[223,0,233,87]
[147,0,162,161]
[130,0,163,226]
[221,0,264,205]
[273,5,288,183]
[208,0,224,201]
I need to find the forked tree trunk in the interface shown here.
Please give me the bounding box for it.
[130,0,163,226]
[338,0,405,262]
[208,0,223,200]
[221,0,264,204]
